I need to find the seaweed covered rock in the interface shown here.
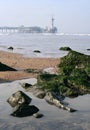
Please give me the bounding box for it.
[59,47,72,51]
[59,51,90,81]
[59,51,90,95]
[37,51,90,97]
[59,51,90,71]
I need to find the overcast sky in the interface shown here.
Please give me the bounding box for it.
[0,0,90,33]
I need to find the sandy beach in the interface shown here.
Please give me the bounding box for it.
[0,51,90,130]
[0,51,59,81]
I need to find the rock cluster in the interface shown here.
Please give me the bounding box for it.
[20,82,76,112]
[44,91,76,112]
[7,91,43,118]
[7,50,84,118]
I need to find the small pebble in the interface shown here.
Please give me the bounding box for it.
[33,113,44,118]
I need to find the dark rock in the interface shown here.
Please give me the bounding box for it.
[20,82,33,90]
[44,91,65,105]
[59,47,72,51]
[61,106,77,112]
[69,108,77,112]
[7,91,41,117]
[45,91,61,105]
[7,91,32,108]
[87,49,90,51]
[33,50,41,53]
[11,104,39,117]
[44,91,76,112]
[12,104,21,112]
[8,46,14,50]
[33,112,44,118]
[0,62,17,71]
[33,88,46,99]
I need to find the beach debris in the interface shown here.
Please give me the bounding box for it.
[0,62,17,71]
[33,112,44,118]
[7,91,40,117]
[20,81,76,112]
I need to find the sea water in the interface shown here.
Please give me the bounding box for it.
[0,33,90,58]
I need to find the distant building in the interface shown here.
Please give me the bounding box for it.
[50,17,58,33]
[18,26,44,33]
[44,17,58,33]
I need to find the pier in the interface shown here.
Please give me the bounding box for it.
[0,27,19,33]
[0,17,57,33]
[0,26,44,33]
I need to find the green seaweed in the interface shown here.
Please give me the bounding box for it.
[37,50,90,97]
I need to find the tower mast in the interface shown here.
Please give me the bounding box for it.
[52,16,54,29]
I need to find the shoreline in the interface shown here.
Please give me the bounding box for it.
[0,50,60,81]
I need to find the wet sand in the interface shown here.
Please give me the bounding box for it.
[0,78,90,130]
